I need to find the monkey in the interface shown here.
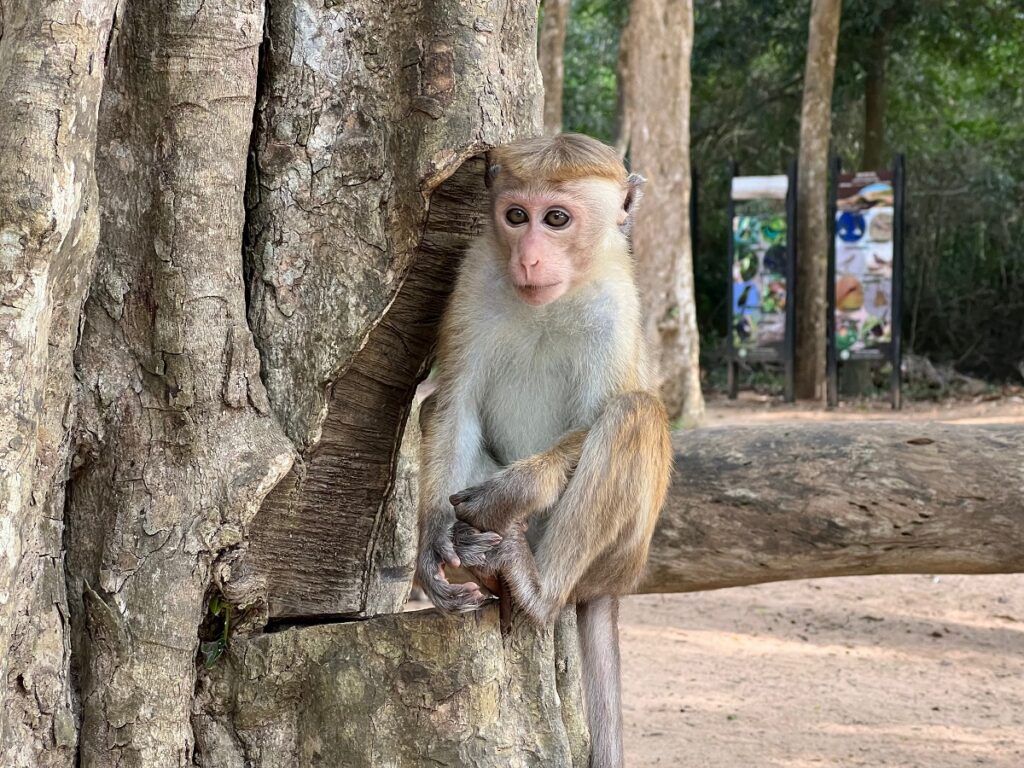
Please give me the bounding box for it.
[415,133,673,768]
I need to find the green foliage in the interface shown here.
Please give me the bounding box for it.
[562,0,1024,382]
[562,0,629,142]
[201,594,231,668]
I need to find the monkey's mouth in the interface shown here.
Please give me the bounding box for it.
[515,282,565,306]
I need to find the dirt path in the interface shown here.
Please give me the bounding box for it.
[621,575,1024,767]
[700,391,1024,426]
[622,397,1024,767]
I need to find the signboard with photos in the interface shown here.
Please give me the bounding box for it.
[827,155,906,409]
[726,162,797,402]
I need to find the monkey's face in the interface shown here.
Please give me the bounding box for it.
[492,180,627,307]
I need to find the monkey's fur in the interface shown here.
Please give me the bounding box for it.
[416,133,672,768]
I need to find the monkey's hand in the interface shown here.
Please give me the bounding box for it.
[450,472,533,533]
[416,519,502,614]
[450,432,583,532]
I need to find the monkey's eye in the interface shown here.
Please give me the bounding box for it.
[543,209,571,229]
[505,207,529,225]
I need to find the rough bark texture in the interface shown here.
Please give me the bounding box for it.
[539,0,570,134]
[621,0,704,424]
[65,3,296,765]
[193,607,589,768]
[242,0,543,620]
[245,1,542,451]
[641,422,1024,593]
[795,0,842,401]
[0,2,117,764]
[248,160,486,620]
[4,0,550,764]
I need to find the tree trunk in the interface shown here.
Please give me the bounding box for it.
[795,0,843,401]
[621,0,704,424]
[642,422,1024,592]
[0,2,117,765]
[539,0,571,134]
[1,1,547,765]
[614,10,632,157]
[861,19,888,171]
[193,607,590,767]
[66,3,294,764]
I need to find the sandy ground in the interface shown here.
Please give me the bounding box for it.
[621,396,1024,767]
[621,575,1024,767]
[700,390,1024,426]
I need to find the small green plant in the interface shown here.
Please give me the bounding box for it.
[201,594,231,668]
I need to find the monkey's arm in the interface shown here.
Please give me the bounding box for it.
[417,391,503,613]
[450,430,587,533]
[482,393,671,625]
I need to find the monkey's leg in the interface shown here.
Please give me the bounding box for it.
[578,596,623,768]
[450,430,586,532]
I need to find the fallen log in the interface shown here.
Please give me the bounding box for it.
[641,421,1024,593]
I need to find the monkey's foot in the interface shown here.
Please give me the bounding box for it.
[452,520,502,567]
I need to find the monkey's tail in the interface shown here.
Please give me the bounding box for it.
[577,596,624,768]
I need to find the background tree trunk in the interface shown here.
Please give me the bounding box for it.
[795,0,843,401]
[621,0,704,425]
[614,14,632,157]
[539,0,571,134]
[861,14,890,170]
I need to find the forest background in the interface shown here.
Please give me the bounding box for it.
[563,0,1024,387]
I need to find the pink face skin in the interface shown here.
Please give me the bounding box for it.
[494,182,627,307]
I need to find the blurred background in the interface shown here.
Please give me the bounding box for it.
[552,0,1023,397]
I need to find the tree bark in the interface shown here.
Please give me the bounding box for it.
[0,2,117,765]
[620,0,705,424]
[641,422,1024,592]
[795,0,843,401]
[66,3,295,765]
[3,0,549,765]
[539,0,571,134]
[193,607,589,768]
[241,0,543,621]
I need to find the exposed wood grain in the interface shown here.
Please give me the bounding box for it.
[249,161,489,618]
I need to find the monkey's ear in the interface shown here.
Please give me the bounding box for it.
[624,173,646,214]
[620,173,646,231]
[485,162,502,189]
